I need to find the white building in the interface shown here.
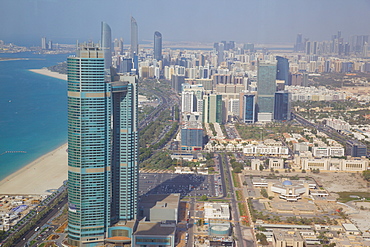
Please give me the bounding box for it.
[312,146,345,157]
[204,203,230,220]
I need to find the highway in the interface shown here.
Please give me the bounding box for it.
[13,195,68,247]
[220,153,245,247]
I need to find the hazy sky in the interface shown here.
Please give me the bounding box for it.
[1,0,370,46]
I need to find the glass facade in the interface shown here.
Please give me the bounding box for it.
[67,51,111,245]
[154,31,162,61]
[67,47,138,247]
[274,91,291,121]
[276,56,289,85]
[257,60,277,114]
[111,80,138,223]
[243,94,256,123]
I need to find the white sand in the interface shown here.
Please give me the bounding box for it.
[0,144,68,195]
[29,68,67,81]
[0,68,68,195]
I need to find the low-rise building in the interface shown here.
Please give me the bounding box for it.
[273,229,305,247]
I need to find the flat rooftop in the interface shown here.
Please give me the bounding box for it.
[133,222,176,236]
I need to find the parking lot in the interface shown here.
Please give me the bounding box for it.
[139,173,217,198]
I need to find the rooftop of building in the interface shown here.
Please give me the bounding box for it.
[133,221,176,236]
[273,229,304,242]
[139,193,180,211]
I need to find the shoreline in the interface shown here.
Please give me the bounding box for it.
[29,68,67,81]
[0,68,68,195]
[0,143,68,195]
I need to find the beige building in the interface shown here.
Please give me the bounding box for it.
[273,230,305,247]
[269,159,284,170]
[301,157,369,171]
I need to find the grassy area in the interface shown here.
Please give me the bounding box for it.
[207,199,230,203]
[236,190,243,201]
[235,123,304,140]
[232,172,240,188]
[337,192,370,203]
[238,203,249,226]
[29,240,37,246]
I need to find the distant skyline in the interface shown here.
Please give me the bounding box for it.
[1,0,370,46]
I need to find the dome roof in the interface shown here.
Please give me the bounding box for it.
[282,180,293,186]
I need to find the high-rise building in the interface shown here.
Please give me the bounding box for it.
[243,43,255,52]
[217,43,224,66]
[110,76,138,224]
[67,44,111,246]
[181,91,196,113]
[274,91,291,121]
[48,40,53,50]
[120,58,133,73]
[154,31,162,61]
[243,94,256,124]
[346,140,367,157]
[101,22,112,74]
[114,38,124,55]
[67,43,138,247]
[294,33,303,52]
[41,37,47,50]
[203,94,223,123]
[257,60,277,121]
[276,56,289,85]
[131,16,139,57]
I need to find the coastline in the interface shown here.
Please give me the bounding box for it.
[0,68,68,195]
[0,143,68,195]
[29,68,67,81]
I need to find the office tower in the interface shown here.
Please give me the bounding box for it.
[217,42,224,66]
[305,41,311,55]
[181,91,196,113]
[110,76,138,224]
[294,33,303,52]
[276,56,289,85]
[67,44,111,246]
[257,60,277,121]
[41,37,47,50]
[131,16,139,57]
[274,91,291,121]
[48,40,53,50]
[228,41,235,50]
[154,31,162,61]
[67,43,138,247]
[171,75,185,93]
[120,58,133,73]
[243,94,256,123]
[101,22,112,74]
[243,43,255,52]
[346,140,367,157]
[203,94,223,123]
[114,38,124,55]
[181,122,203,151]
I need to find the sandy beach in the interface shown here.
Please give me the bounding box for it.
[29,68,67,81]
[0,68,68,195]
[0,144,68,195]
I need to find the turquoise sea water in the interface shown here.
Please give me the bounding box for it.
[0,52,70,181]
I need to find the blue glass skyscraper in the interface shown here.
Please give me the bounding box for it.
[274,91,291,121]
[243,94,256,123]
[67,43,138,246]
[67,44,111,246]
[276,56,289,85]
